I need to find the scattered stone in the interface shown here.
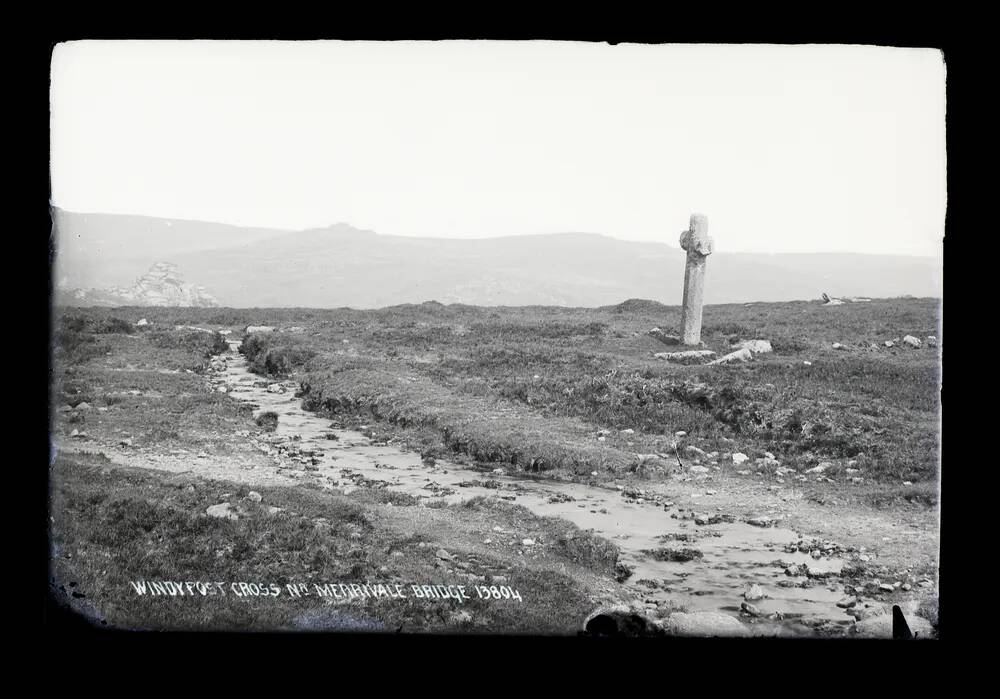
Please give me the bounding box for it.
[521,538,535,546]
[689,465,709,474]
[744,584,765,601]
[75,402,92,411]
[206,503,238,521]
[805,462,832,474]
[832,343,845,350]
[926,336,938,347]
[902,335,922,348]
[246,491,263,503]
[740,602,762,617]
[732,453,749,465]
[732,339,773,355]
[136,318,149,326]
[435,549,455,562]
[805,562,841,579]
[746,516,773,528]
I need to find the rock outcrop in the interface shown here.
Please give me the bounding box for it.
[64,262,219,307]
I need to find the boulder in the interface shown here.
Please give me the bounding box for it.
[583,604,664,637]
[732,452,749,465]
[659,612,751,637]
[137,318,149,326]
[902,335,922,348]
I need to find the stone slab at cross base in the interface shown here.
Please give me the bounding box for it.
[654,350,716,365]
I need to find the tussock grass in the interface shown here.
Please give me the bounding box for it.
[255,411,279,431]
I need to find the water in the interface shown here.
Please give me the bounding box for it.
[215,340,853,636]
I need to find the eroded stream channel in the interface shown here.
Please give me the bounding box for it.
[214,339,861,637]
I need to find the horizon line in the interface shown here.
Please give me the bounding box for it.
[51,205,944,260]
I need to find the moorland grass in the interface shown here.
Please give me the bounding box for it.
[57,299,941,486]
[50,454,609,633]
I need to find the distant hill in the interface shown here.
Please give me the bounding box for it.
[53,209,942,308]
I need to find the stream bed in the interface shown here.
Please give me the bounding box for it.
[214,339,862,637]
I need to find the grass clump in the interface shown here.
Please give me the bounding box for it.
[255,411,279,431]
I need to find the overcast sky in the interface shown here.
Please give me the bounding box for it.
[50,41,946,257]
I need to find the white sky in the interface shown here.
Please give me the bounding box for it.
[50,41,946,256]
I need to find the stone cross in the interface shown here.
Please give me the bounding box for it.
[679,213,713,345]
